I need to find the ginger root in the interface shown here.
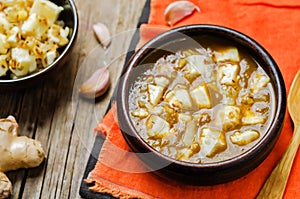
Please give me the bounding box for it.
[0,116,46,199]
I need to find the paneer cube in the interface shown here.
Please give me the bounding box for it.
[48,24,70,46]
[249,72,270,92]
[7,26,20,47]
[0,13,11,32]
[221,105,241,131]
[213,47,240,62]
[0,33,9,54]
[30,0,64,25]
[147,84,164,106]
[242,109,266,125]
[218,63,239,85]
[21,13,49,39]
[154,75,170,89]
[165,85,192,109]
[182,121,197,147]
[183,55,207,83]
[191,84,212,109]
[230,129,260,146]
[10,47,37,77]
[146,115,170,138]
[200,128,227,158]
[0,55,8,77]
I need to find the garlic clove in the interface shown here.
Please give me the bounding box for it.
[93,23,111,48]
[79,67,110,99]
[164,1,200,26]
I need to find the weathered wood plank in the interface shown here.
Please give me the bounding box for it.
[1,0,146,199]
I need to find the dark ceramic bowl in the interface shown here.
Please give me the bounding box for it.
[0,0,78,89]
[117,24,286,185]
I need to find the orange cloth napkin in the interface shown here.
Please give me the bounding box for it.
[86,0,300,198]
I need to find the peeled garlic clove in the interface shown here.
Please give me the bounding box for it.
[79,67,110,99]
[93,23,111,48]
[164,1,200,26]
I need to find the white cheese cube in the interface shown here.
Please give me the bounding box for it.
[230,130,260,146]
[146,115,170,138]
[7,26,20,47]
[10,48,37,77]
[0,13,11,31]
[21,13,49,39]
[249,72,270,92]
[0,55,8,77]
[48,25,69,46]
[0,33,9,54]
[154,76,170,89]
[147,84,164,106]
[200,128,227,158]
[214,47,240,62]
[46,50,57,65]
[218,63,239,85]
[182,121,197,147]
[30,0,64,25]
[242,109,266,125]
[165,86,192,109]
[221,105,241,131]
[191,84,212,109]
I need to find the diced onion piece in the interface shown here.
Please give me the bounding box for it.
[200,127,227,158]
[177,148,194,161]
[147,84,164,106]
[7,26,20,47]
[0,13,11,31]
[182,121,197,147]
[178,113,192,122]
[218,63,239,85]
[191,84,212,109]
[230,130,260,146]
[46,50,57,65]
[146,115,170,138]
[213,47,240,62]
[30,0,63,25]
[242,109,266,125]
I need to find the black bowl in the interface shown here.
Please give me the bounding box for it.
[117,24,286,185]
[0,0,78,89]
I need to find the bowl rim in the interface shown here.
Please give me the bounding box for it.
[0,0,79,85]
[117,24,286,170]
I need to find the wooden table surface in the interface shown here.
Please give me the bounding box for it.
[0,0,146,198]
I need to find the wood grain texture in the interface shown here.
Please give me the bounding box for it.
[1,0,146,198]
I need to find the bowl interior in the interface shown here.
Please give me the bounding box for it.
[119,25,286,167]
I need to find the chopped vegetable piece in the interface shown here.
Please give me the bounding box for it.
[131,109,149,119]
[182,121,197,147]
[154,76,170,88]
[218,63,239,85]
[221,105,241,131]
[230,130,260,146]
[249,72,270,92]
[200,128,227,158]
[165,85,192,109]
[242,109,266,125]
[146,115,170,138]
[213,47,240,62]
[191,84,212,109]
[148,84,164,106]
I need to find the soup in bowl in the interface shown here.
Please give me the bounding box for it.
[116,25,286,185]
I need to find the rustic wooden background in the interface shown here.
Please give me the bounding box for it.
[0,0,146,198]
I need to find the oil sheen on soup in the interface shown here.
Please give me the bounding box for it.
[128,44,275,164]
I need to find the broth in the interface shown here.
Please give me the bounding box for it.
[128,40,275,164]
